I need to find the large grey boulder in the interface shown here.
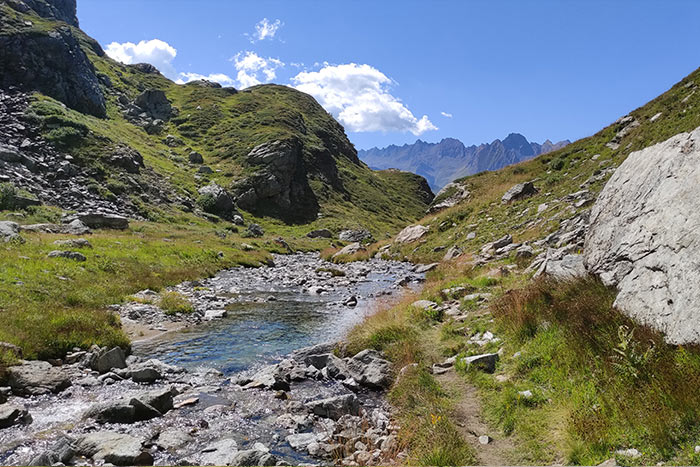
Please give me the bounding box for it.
[74,431,153,466]
[585,126,700,344]
[394,225,428,244]
[7,360,73,396]
[346,349,392,389]
[95,347,127,373]
[232,139,318,222]
[544,254,586,280]
[339,229,373,243]
[133,90,172,121]
[69,213,129,230]
[332,242,364,259]
[197,182,238,219]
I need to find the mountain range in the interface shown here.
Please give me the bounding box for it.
[358,134,570,190]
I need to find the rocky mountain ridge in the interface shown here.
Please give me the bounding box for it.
[359,133,570,189]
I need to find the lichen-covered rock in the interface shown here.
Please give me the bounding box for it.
[585,126,700,344]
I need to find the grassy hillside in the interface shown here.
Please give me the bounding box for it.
[342,66,700,465]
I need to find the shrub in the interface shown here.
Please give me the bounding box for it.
[0,183,18,210]
[196,193,217,213]
[45,127,84,147]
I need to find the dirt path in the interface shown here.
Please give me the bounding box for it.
[436,369,515,466]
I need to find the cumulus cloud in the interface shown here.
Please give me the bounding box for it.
[291,63,437,135]
[176,72,236,87]
[441,111,453,118]
[105,38,236,88]
[249,18,282,42]
[105,39,178,78]
[231,51,284,88]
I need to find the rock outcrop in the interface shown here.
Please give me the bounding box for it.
[232,139,319,221]
[0,10,106,117]
[585,126,700,344]
[9,0,79,27]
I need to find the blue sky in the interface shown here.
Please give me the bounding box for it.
[78,0,700,150]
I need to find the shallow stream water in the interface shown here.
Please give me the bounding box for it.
[0,253,422,466]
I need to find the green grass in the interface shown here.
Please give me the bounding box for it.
[472,277,700,465]
[158,291,194,315]
[0,219,276,363]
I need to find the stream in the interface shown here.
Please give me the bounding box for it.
[0,253,423,466]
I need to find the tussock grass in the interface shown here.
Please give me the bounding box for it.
[159,291,194,315]
[479,276,700,465]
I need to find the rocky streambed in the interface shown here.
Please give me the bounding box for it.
[0,253,424,466]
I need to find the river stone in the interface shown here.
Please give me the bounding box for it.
[137,387,175,414]
[156,429,193,450]
[394,224,428,244]
[306,394,361,420]
[0,403,32,428]
[74,431,153,466]
[243,365,290,391]
[286,432,318,450]
[96,347,127,373]
[346,349,392,389]
[584,126,700,344]
[7,360,73,396]
[200,438,239,466]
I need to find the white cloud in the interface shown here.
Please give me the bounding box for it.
[291,63,437,135]
[176,72,236,87]
[105,38,236,88]
[231,51,284,88]
[249,18,282,42]
[105,39,178,79]
[441,111,453,118]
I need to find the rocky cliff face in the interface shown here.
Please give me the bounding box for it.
[9,0,79,26]
[0,2,106,116]
[584,126,700,345]
[359,134,570,190]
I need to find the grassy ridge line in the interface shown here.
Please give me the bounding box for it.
[0,208,330,367]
